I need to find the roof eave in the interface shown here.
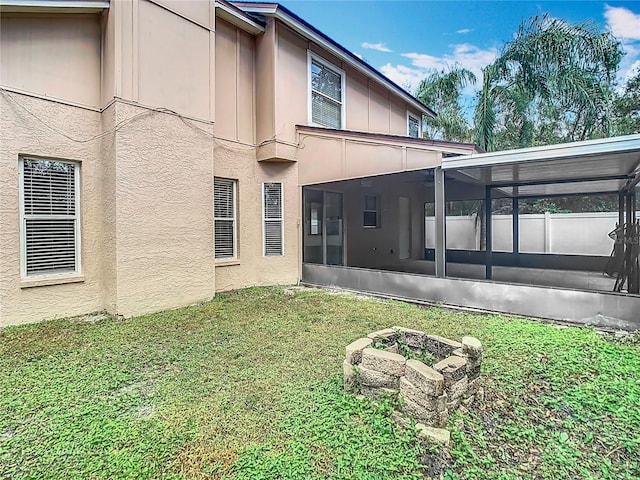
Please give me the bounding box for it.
[215,0,265,35]
[0,0,109,13]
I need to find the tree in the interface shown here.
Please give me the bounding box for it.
[612,68,640,135]
[415,67,476,142]
[474,14,624,152]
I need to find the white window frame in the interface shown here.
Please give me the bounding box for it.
[407,111,422,138]
[307,50,346,129]
[19,157,81,279]
[262,182,285,257]
[214,177,238,261]
[363,195,379,228]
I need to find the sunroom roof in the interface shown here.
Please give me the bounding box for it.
[443,134,640,197]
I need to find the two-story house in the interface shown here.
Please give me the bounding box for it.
[0,0,479,327]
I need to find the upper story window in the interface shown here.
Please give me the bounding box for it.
[308,52,345,129]
[20,157,81,278]
[407,111,422,138]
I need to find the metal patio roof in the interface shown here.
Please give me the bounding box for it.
[443,134,640,197]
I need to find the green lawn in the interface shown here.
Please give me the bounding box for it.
[1,287,638,480]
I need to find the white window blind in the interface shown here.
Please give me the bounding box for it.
[20,158,80,277]
[310,56,344,129]
[408,113,421,138]
[263,182,283,256]
[214,178,237,259]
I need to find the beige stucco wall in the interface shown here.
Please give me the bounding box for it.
[215,18,255,144]
[255,19,424,160]
[214,139,300,292]
[2,1,445,326]
[0,13,102,107]
[214,18,299,292]
[99,0,215,118]
[0,93,106,326]
[137,0,214,120]
[0,4,304,327]
[109,101,217,317]
[296,128,442,185]
[0,93,220,327]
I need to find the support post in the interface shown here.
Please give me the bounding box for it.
[485,186,493,280]
[512,196,519,257]
[623,193,635,292]
[434,167,446,278]
[631,191,639,294]
[619,193,625,227]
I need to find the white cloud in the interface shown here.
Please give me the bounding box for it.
[361,42,392,52]
[605,5,640,40]
[379,43,498,94]
[379,64,427,92]
[604,5,640,86]
[456,28,472,34]
[353,52,363,59]
[624,60,640,83]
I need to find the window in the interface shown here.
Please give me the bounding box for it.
[20,158,80,277]
[263,182,284,256]
[309,52,345,129]
[363,195,379,228]
[408,112,421,138]
[214,178,237,259]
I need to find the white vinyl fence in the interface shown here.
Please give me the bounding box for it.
[425,212,626,256]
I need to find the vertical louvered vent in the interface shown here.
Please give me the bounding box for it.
[214,178,236,259]
[21,158,79,276]
[263,182,283,256]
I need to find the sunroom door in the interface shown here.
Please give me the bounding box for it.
[303,189,344,266]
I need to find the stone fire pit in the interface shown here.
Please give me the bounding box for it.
[343,327,483,431]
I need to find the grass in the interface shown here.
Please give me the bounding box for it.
[0,286,638,479]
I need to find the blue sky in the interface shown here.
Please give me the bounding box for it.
[280,0,640,98]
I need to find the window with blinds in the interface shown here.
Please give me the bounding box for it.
[408,113,421,138]
[20,158,80,277]
[214,178,237,259]
[263,182,283,256]
[309,53,344,129]
[363,195,379,228]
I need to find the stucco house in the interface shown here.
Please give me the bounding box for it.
[1,0,482,327]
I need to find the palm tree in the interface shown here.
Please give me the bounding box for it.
[474,14,623,152]
[415,67,476,142]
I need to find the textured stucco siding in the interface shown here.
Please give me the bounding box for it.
[214,18,299,292]
[0,93,106,326]
[111,102,216,317]
[213,139,300,292]
[0,95,220,327]
[100,103,118,313]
